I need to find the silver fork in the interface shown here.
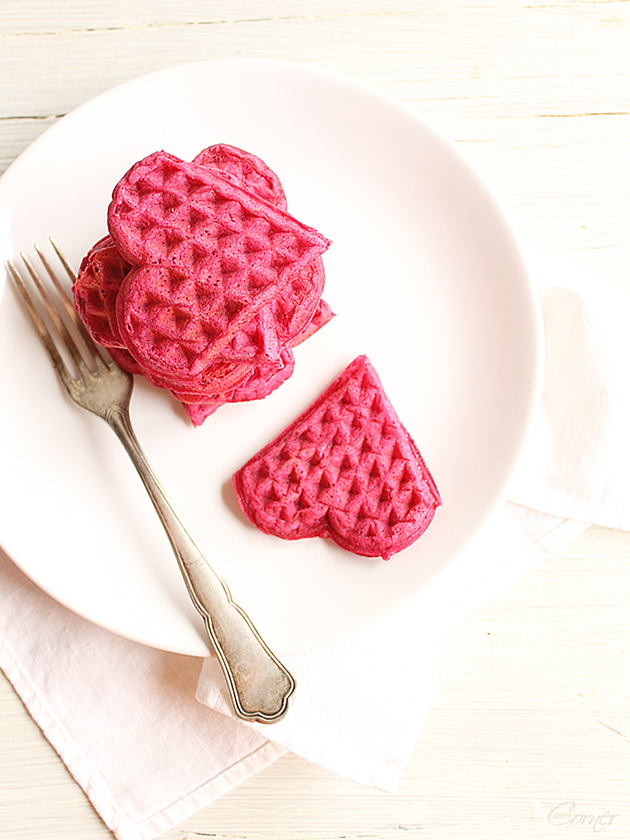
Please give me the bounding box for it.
[6,241,295,724]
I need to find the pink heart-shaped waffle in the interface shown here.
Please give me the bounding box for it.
[76,145,324,357]
[73,145,333,425]
[233,356,442,560]
[109,150,330,380]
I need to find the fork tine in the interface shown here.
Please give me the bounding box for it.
[6,258,74,387]
[49,238,76,282]
[37,242,86,333]
[19,250,89,377]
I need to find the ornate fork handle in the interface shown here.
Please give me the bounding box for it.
[106,404,295,723]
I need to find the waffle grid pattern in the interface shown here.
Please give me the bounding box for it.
[234,356,441,559]
[72,145,332,425]
[110,152,329,380]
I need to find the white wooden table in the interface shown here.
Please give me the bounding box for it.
[1,3,629,838]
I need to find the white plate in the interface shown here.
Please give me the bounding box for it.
[0,60,543,657]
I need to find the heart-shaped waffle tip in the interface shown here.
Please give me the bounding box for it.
[233,356,441,560]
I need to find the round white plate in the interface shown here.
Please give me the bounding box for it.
[0,60,543,657]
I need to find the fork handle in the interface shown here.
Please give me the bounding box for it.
[106,406,295,724]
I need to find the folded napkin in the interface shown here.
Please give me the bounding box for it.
[509,251,630,530]
[1,251,629,840]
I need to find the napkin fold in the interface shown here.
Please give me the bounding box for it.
[1,251,629,840]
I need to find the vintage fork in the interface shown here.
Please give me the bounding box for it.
[6,241,295,724]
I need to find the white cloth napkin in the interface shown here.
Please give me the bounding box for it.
[1,251,629,840]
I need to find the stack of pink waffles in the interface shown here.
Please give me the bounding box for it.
[73,144,332,426]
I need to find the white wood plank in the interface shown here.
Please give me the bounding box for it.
[2,1,613,35]
[1,3,628,118]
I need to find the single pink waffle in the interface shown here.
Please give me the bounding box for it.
[233,356,441,560]
[109,150,330,380]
